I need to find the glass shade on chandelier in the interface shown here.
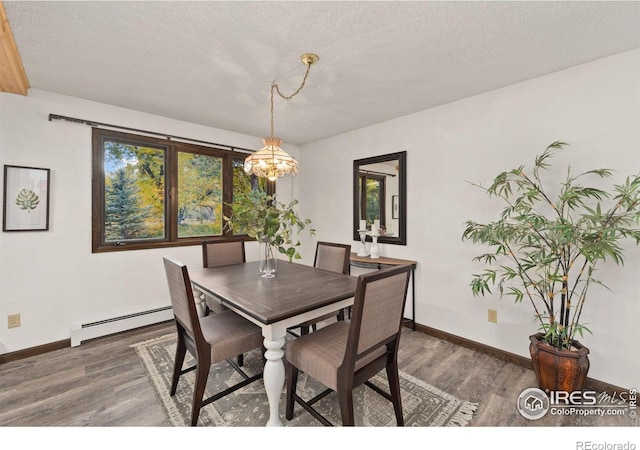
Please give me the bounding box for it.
[244,137,299,182]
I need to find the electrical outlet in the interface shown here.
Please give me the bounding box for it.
[488,309,498,323]
[8,314,21,329]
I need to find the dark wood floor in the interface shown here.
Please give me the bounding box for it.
[0,320,636,428]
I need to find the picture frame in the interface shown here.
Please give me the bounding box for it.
[392,194,399,219]
[3,165,51,231]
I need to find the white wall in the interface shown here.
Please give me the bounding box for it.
[297,49,640,389]
[0,89,299,354]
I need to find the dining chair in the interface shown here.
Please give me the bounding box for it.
[163,257,263,426]
[200,239,247,366]
[285,264,412,426]
[200,239,245,315]
[291,241,351,336]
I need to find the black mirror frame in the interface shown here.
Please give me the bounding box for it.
[353,151,407,245]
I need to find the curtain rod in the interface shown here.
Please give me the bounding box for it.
[48,113,256,154]
[360,169,397,177]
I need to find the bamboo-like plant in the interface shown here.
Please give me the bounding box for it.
[224,189,315,262]
[462,142,640,350]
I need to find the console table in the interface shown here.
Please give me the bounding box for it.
[349,252,417,330]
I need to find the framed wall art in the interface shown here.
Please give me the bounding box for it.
[3,165,51,231]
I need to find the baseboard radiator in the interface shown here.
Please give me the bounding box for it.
[70,306,173,347]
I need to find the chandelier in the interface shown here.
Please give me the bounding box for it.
[244,53,319,181]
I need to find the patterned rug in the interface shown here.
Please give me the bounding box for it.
[131,333,478,427]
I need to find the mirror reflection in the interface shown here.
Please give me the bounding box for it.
[353,151,406,245]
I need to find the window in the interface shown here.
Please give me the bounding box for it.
[358,173,386,228]
[92,128,272,252]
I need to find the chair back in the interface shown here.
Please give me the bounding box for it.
[163,257,203,341]
[344,264,411,364]
[202,239,245,268]
[314,241,351,274]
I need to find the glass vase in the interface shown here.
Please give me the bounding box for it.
[259,239,277,278]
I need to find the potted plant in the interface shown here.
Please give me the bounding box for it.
[462,141,640,392]
[224,189,315,277]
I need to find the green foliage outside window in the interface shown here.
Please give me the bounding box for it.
[104,142,164,241]
[177,153,223,237]
[366,178,382,224]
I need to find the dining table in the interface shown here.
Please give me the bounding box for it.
[188,260,357,427]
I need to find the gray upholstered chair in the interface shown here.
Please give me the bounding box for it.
[285,264,412,426]
[202,238,246,268]
[200,239,245,315]
[292,241,351,336]
[200,239,247,366]
[163,257,263,426]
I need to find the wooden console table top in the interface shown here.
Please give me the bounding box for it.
[350,252,417,267]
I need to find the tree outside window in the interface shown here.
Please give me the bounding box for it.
[177,152,222,238]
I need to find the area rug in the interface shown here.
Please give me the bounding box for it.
[131,333,478,427]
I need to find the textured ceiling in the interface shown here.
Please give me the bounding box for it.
[4,1,640,146]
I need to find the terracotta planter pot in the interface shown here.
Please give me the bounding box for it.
[529,333,590,393]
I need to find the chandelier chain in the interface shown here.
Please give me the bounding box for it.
[270,62,313,138]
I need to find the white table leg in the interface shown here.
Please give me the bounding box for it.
[263,332,286,427]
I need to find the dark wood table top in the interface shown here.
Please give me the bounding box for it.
[189,261,357,325]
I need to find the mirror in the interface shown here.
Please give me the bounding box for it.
[353,151,406,245]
